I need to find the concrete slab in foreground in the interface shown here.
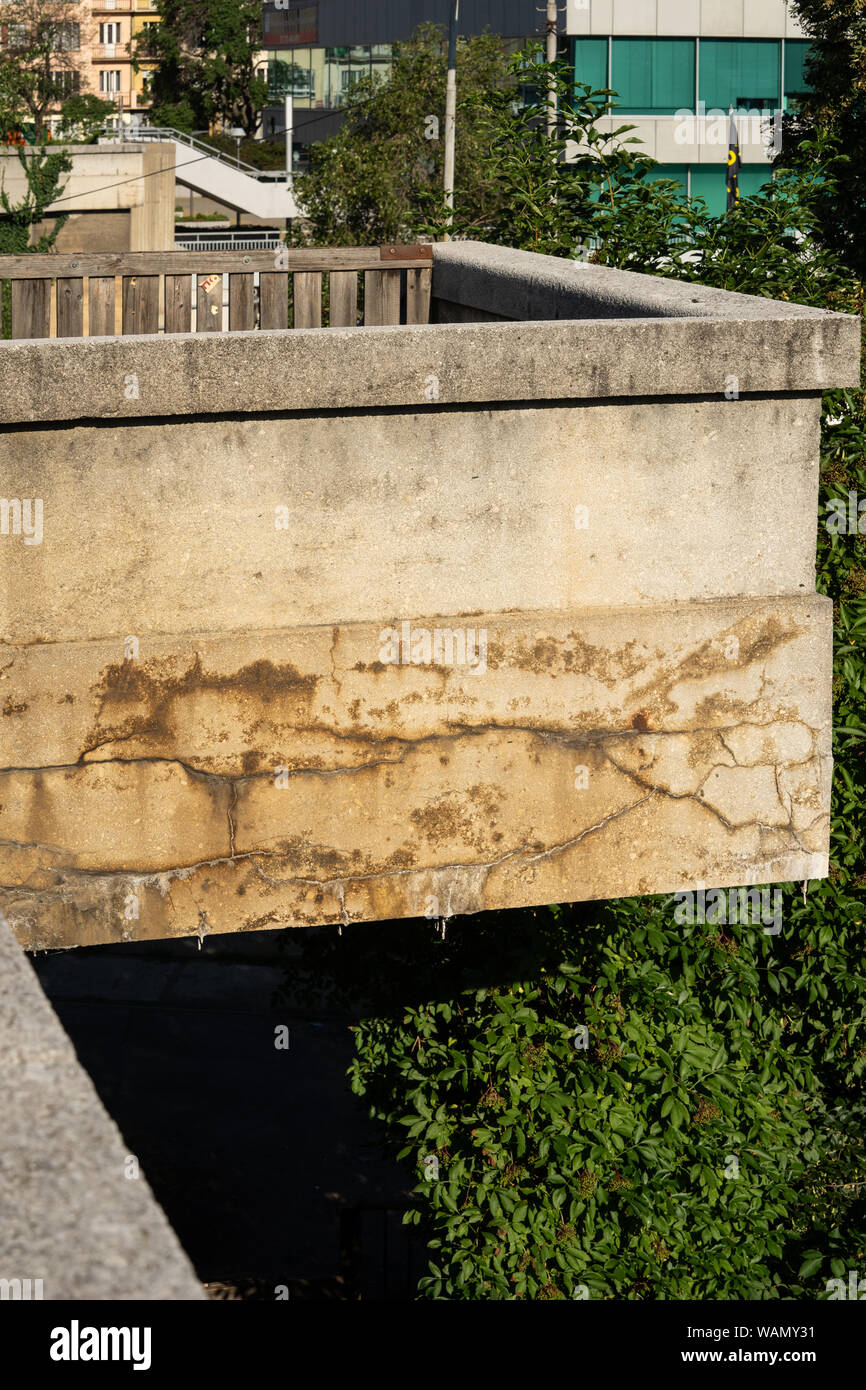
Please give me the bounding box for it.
[0,916,204,1298]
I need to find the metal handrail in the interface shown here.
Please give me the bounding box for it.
[125,125,290,182]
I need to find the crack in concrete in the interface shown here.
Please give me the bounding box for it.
[599,743,823,848]
[227,782,238,858]
[524,793,656,864]
[0,717,826,784]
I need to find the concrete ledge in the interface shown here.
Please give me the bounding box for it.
[431,240,856,323]
[0,917,204,1298]
[0,244,849,949]
[0,313,858,426]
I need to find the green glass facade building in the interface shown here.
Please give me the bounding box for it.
[567,1,814,217]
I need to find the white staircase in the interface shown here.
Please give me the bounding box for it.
[128,127,301,221]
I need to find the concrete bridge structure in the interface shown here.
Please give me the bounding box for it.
[0,242,859,953]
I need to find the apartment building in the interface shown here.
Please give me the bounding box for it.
[567,1,813,214]
[0,0,160,136]
[82,0,160,123]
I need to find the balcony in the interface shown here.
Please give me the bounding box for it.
[93,44,132,60]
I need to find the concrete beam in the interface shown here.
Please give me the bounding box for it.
[0,597,832,950]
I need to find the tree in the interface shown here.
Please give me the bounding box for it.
[782,1,866,278]
[293,24,512,247]
[136,0,267,137]
[0,0,87,144]
[0,144,71,335]
[57,92,115,143]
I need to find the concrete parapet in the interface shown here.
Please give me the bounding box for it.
[0,241,859,948]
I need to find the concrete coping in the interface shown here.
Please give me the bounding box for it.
[0,916,204,1300]
[0,241,859,424]
[431,240,857,323]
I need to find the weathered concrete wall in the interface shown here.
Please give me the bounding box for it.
[0,598,832,949]
[1,143,175,254]
[0,397,823,642]
[0,243,858,949]
[129,143,176,253]
[0,916,203,1297]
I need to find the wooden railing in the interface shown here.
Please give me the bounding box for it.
[0,245,433,340]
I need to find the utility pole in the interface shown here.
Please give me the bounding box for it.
[284,92,294,189]
[546,0,559,137]
[443,0,459,240]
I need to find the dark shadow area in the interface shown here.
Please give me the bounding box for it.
[30,928,420,1299]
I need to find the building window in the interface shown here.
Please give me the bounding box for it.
[100,22,122,44]
[138,21,159,55]
[263,5,318,47]
[699,39,781,113]
[52,70,81,96]
[784,40,814,108]
[268,55,314,102]
[99,70,122,93]
[611,38,696,115]
[267,42,394,111]
[573,37,608,96]
[56,21,80,52]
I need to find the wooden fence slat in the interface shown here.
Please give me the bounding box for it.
[196,273,223,331]
[0,247,433,278]
[11,279,50,338]
[259,272,289,330]
[228,273,255,331]
[164,274,191,334]
[406,267,432,325]
[364,269,402,326]
[293,271,322,329]
[56,278,84,338]
[88,277,116,338]
[122,275,160,335]
[329,271,358,328]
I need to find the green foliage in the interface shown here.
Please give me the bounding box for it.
[137,0,267,136]
[344,889,865,1299]
[203,133,287,171]
[783,0,866,280]
[292,24,511,247]
[0,145,71,254]
[57,94,117,144]
[0,144,71,337]
[442,47,651,252]
[148,100,198,136]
